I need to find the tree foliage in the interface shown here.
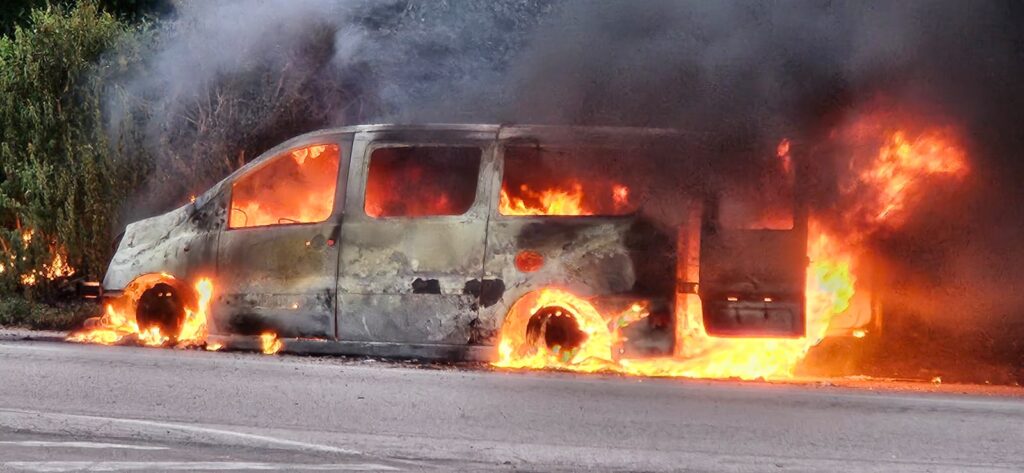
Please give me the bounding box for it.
[0,1,148,296]
[1,0,169,37]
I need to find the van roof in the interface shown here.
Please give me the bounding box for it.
[307,123,697,138]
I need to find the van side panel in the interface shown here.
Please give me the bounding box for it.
[335,131,495,344]
[477,217,677,347]
[336,217,488,343]
[210,135,352,339]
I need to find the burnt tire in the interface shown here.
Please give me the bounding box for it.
[525,306,587,353]
[136,282,185,335]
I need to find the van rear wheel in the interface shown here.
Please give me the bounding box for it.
[525,306,588,355]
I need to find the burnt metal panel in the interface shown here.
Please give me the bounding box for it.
[103,192,224,291]
[335,130,496,344]
[214,223,340,338]
[206,334,494,361]
[463,279,505,308]
[336,293,477,343]
[478,218,647,343]
[699,229,808,337]
[476,139,682,347]
[210,134,352,339]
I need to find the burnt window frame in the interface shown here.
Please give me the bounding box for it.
[360,143,486,220]
[495,143,646,219]
[225,139,347,231]
[715,189,797,231]
[707,151,800,233]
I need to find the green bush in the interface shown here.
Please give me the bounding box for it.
[0,295,95,330]
[0,1,147,299]
[0,297,32,326]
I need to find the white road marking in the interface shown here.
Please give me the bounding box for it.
[0,408,360,455]
[0,441,167,450]
[2,462,399,472]
[0,343,67,352]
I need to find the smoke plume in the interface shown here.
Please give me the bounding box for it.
[108,0,1024,377]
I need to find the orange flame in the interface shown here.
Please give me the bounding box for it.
[43,250,74,280]
[229,144,340,229]
[619,223,856,379]
[68,277,214,349]
[777,138,793,175]
[499,182,631,216]
[848,127,968,227]
[9,228,75,286]
[176,278,213,347]
[494,288,616,371]
[490,226,856,380]
[494,116,969,380]
[500,183,589,216]
[260,332,282,355]
[19,249,75,286]
[67,303,169,347]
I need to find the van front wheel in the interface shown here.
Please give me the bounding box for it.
[135,282,185,336]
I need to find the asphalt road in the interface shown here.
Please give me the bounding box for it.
[0,339,1023,472]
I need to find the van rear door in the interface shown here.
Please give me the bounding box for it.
[698,160,807,337]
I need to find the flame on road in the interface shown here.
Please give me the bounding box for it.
[260,332,283,355]
[68,303,170,347]
[618,225,855,380]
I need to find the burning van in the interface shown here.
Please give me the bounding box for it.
[90,124,878,371]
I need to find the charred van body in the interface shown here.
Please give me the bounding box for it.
[102,124,869,359]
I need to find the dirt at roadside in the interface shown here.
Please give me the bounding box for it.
[0,328,68,342]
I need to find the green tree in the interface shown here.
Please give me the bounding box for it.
[1,0,169,37]
[0,1,148,297]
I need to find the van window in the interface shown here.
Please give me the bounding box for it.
[719,189,794,230]
[365,146,481,218]
[500,146,641,216]
[718,144,795,230]
[228,144,342,229]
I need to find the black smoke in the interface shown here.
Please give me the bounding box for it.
[109,0,1024,379]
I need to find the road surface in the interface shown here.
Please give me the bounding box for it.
[0,338,1022,472]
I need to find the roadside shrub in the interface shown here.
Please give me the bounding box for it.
[0,295,95,330]
[0,1,147,298]
[0,297,32,327]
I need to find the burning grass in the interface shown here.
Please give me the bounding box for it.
[2,228,77,288]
